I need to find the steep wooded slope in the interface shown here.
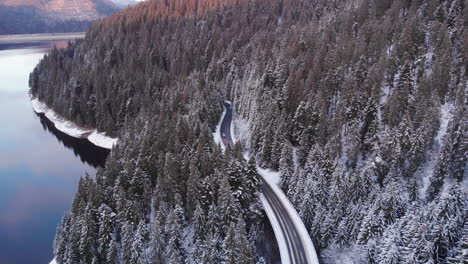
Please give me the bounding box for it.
[30,0,467,263]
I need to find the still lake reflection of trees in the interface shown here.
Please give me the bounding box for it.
[36,112,109,168]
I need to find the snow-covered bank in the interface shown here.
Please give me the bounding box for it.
[50,258,57,264]
[88,131,118,150]
[257,168,320,264]
[31,98,93,138]
[31,98,117,150]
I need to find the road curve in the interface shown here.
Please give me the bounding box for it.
[219,101,318,264]
[220,102,233,146]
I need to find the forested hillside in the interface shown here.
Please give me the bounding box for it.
[30,0,467,263]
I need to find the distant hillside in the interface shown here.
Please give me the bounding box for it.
[111,0,139,8]
[0,0,120,34]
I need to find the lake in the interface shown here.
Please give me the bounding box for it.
[0,39,108,264]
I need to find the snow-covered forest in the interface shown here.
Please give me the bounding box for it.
[30,0,467,263]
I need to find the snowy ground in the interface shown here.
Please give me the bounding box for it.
[233,118,251,147]
[31,98,117,149]
[50,258,57,264]
[256,167,281,186]
[419,103,454,199]
[88,131,118,150]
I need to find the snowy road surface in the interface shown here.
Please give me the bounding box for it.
[219,101,319,264]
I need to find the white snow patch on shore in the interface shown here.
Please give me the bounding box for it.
[46,110,93,138]
[50,258,57,264]
[31,98,49,113]
[88,131,118,150]
[32,98,93,138]
[31,98,117,150]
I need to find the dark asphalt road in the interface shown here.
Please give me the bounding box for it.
[219,101,314,264]
[220,102,233,146]
[261,179,309,264]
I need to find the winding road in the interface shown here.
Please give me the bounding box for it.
[220,102,233,145]
[220,101,319,264]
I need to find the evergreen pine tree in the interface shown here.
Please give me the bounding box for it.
[223,223,237,264]
[149,214,164,264]
[131,220,149,264]
[193,201,206,240]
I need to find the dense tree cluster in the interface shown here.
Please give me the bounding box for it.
[30,0,467,263]
[53,137,262,263]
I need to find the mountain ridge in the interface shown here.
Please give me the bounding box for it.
[0,0,120,34]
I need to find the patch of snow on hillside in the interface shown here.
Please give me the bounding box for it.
[232,118,251,148]
[50,258,58,264]
[182,224,195,259]
[321,244,366,264]
[379,83,391,122]
[435,103,453,146]
[256,166,281,186]
[419,103,454,199]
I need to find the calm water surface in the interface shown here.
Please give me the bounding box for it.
[0,42,108,264]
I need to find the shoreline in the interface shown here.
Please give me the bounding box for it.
[31,98,117,150]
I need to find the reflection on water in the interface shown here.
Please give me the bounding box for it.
[0,40,72,51]
[0,39,106,264]
[37,113,109,168]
